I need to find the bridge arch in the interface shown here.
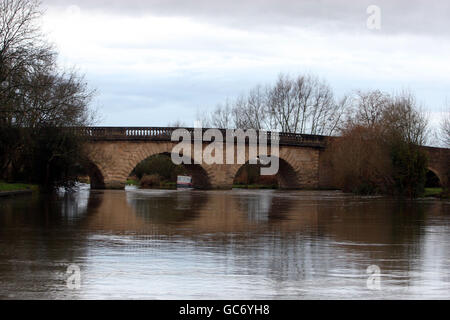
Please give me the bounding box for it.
[426,167,443,188]
[75,158,107,189]
[87,141,218,189]
[227,145,314,189]
[423,147,449,189]
[130,152,211,189]
[86,161,106,189]
[230,156,300,189]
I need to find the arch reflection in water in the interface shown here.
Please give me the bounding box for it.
[126,189,206,225]
[0,189,449,299]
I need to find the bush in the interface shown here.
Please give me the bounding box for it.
[140,174,161,188]
[326,91,429,198]
[390,143,428,197]
[327,125,393,194]
[328,125,429,197]
[2,127,89,191]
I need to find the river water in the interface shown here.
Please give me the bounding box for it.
[0,187,449,299]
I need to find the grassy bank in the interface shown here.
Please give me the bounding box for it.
[423,188,443,197]
[233,184,279,190]
[0,182,38,192]
[126,179,139,186]
[127,179,177,189]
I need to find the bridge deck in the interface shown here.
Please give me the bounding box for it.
[79,127,327,148]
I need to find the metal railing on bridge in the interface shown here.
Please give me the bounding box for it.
[78,127,326,147]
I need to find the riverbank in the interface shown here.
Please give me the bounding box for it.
[423,188,449,198]
[233,184,279,189]
[0,182,37,197]
[127,179,180,189]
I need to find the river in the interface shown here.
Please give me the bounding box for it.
[0,187,449,299]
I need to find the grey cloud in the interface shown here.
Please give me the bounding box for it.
[43,0,450,35]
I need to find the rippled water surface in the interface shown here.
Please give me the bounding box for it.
[0,187,449,299]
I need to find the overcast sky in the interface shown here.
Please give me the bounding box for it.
[41,0,450,131]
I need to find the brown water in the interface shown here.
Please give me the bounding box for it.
[0,187,449,299]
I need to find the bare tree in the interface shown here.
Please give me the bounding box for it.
[0,0,96,189]
[167,120,187,128]
[20,69,94,127]
[194,108,211,128]
[232,86,268,130]
[307,77,339,135]
[0,0,94,128]
[265,73,347,135]
[351,90,390,127]
[0,0,55,125]
[208,91,268,130]
[207,73,350,134]
[210,99,234,129]
[345,90,429,146]
[266,74,294,132]
[210,73,348,134]
[440,106,450,147]
[245,85,268,130]
[381,92,429,146]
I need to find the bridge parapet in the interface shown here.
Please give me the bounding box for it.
[79,127,326,148]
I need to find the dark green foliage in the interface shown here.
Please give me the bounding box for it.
[133,154,186,182]
[0,126,21,179]
[30,128,86,191]
[351,181,379,196]
[3,127,88,191]
[140,174,161,188]
[390,143,428,198]
[446,163,450,195]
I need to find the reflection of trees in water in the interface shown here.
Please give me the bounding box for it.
[0,192,102,299]
[182,196,445,289]
[315,199,427,245]
[234,191,273,223]
[233,191,294,223]
[308,199,432,278]
[0,191,96,228]
[126,191,207,225]
[1,190,448,298]
[171,231,366,298]
[0,190,103,256]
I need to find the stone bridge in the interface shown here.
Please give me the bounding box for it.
[82,127,326,189]
[81,127,449,190]
[422,146,449,187]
